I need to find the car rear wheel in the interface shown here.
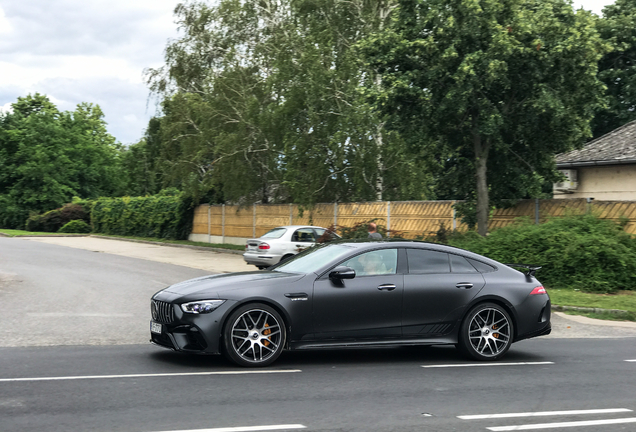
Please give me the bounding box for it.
[458,303,513,361]
[222,303,286,367]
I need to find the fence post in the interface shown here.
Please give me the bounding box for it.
[452,201,457,231]
[222,204,225,243]
[253,204,256,238]
[334,202,338,228]
[207,204,211,244]
[289,203,293,225]
[535,199,540,225]
[387,201,391,237]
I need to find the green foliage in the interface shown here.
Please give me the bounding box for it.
[447,215,636,293]
[362,0,609,235]
[91,191,194,240]
[58,220,91,234]
[145,0,434,205]
[593,0,636,137]
[0,94,125,228]
[25,203,91,233]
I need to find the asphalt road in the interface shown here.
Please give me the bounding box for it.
[1,236,636,432]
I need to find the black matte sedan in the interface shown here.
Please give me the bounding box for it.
[150,241,551,367]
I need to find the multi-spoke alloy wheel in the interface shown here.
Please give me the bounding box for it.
[223,303,286,367]
[458,303,513,361]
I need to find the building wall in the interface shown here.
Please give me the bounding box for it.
[553,164,636,200]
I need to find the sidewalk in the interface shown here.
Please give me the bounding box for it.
[23,235,250,273]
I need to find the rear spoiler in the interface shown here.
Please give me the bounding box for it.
[504,264,542,277]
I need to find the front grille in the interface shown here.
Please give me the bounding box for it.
[151,300,175,324]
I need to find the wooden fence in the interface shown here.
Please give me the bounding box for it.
[191,198,636,242]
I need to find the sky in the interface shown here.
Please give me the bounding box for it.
[0,0,619,145]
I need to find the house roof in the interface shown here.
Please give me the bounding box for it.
[556,120,636,168]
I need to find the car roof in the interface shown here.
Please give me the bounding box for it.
[329,240,502,266]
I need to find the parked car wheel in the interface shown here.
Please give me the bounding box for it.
[222,303,286,367]
[458,303,513,361]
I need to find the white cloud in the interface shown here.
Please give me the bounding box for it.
[0,0,179,143]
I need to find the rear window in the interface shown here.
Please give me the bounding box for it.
[261,228,287,239]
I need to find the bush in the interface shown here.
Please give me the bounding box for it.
[447,215,636,293]
[58,220,91,234]
[25,203,91,233]
[90,192,194,240]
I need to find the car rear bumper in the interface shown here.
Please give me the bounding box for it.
[243,252,281,267]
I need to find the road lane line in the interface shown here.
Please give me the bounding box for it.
[459,408,633,420]
[487,417,636,431]
[149,425,306,432]
[422,362,554,368]
[626,359,636,362]
[0,370,302,383]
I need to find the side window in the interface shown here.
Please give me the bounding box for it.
[450,254,478,273]
[342,249,398,276]
[407,249,450,274]
[293,228,316,242]
[467,258,496,273]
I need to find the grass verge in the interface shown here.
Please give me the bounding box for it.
[548,289,636,322]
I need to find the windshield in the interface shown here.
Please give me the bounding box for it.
[273,244,355,274]
[260,227,287,239]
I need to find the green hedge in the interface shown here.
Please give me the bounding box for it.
[91,192,194,240]
[25,202,91,233]
[446,215,636,293]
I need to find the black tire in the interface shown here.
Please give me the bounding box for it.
[279,254,294,264]
[222,303,286,367]
[457,302,513,361]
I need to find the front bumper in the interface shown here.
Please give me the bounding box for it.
[150,298,236,354]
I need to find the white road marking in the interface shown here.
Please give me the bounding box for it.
[487,417,636,431]
[150,426,306,432]
[422,362,554,368]
[459,408,633,420]
[0,370,301,383]
[626,359,636,362]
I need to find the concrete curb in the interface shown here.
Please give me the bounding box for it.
[551,305,629,315]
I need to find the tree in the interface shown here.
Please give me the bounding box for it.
[362,0,608,235]
[594,0,636,137]
[0,94,123,228]
[145,0,434,205]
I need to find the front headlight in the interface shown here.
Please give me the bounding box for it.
[181,299,226,314]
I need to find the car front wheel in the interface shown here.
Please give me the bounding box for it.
[458,303,513,361]
[222,303,286,367]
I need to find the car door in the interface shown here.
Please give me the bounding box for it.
[289,228,317,255]
[312,248,403,340]
[402,249,485,337]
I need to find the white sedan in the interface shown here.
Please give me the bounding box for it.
[243,225,339,269]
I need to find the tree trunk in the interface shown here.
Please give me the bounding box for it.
[474,133,490,236]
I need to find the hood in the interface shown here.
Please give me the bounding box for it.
[159,270,305,299]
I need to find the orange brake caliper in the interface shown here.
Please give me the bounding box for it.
[262,323,271,346]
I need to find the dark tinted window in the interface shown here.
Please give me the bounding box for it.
[467,258,496,273]
[407,249,450,274]
[450,254,478,273]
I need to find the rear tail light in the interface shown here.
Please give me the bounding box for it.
[530,286,547,295]
[258,243,270,250]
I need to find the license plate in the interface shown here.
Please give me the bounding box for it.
[150,321,162,334]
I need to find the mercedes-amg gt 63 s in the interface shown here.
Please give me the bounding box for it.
[150,241,551,367]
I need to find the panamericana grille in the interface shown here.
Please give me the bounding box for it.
[151,300,175,324]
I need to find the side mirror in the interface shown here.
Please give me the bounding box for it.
[329,266,356,280]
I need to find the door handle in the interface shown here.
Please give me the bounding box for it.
[456,283,474,289]
[378,284,396,291]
